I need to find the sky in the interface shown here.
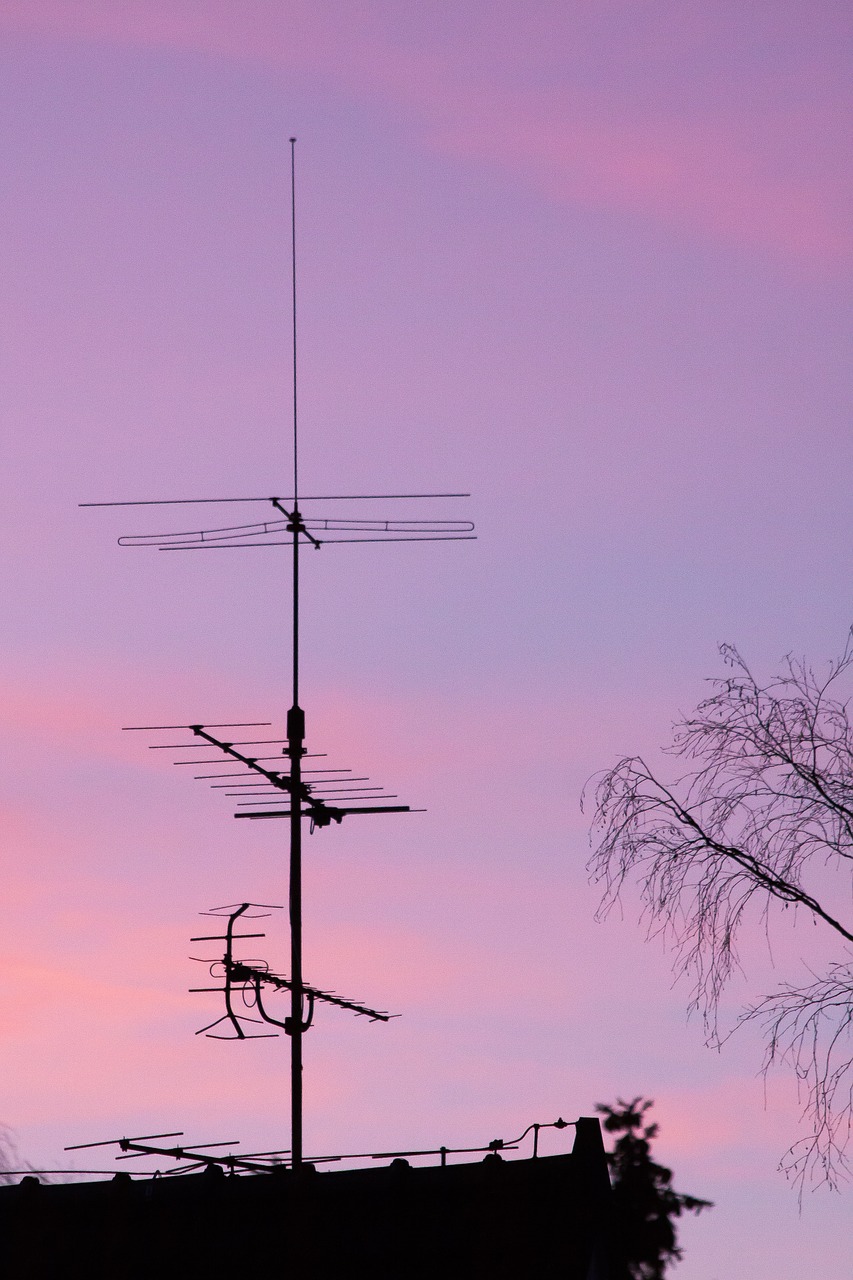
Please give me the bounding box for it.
[0,2,851,1274]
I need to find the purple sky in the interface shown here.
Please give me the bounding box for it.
[1,3,851,1274]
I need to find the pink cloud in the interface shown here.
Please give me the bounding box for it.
[1,1,848,263]
[643,1073,812,1186]
[434,97,851,262]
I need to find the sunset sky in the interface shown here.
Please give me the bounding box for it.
[1,3,851,1275]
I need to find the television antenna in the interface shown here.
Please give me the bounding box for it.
[189,902,398,1041]
[83,140,474,1169]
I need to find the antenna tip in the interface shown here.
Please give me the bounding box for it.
[290,136,296,144]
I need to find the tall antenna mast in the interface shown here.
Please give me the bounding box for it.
[83,142,474,1177]
[286,135,306,1169]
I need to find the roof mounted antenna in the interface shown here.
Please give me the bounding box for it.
[189,902,398,1042]
[63,1116,576,1177]
[65,1131,291,1176]
[287,138,308,1173]
[122,720,417,828]
[84,140,474,1171]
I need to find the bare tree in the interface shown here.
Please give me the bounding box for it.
[585,638,853,1187]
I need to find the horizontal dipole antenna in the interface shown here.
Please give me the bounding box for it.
[158,535,476,549]
[123,723,271,731]
[82,492,470,507]
[120,517,473,547]
[149,742,285,747]
[203,902,283,914]
[66,1131,183,1151]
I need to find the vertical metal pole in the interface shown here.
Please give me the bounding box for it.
[287,136,304,1172]
[287,532,304,1170]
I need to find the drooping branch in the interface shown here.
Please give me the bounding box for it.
[585,636,853,1185]
[591,761,853,945]
[741,963,853,1189]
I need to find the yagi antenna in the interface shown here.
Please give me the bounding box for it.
[84,139,474,1172]
[125,721,413,830]
[189,902,398,1042]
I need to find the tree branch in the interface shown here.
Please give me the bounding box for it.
[586,634,853,1186]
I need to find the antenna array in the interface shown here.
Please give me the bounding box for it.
[62,1116,574,1177]
[82,140,475,1170]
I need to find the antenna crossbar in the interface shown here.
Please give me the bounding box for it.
[234,805,414,822]
[80,492,470,508]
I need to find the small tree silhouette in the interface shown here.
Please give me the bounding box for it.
[598,1097,712,1280]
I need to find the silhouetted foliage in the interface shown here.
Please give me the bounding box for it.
[599,1098,711,1280]
[587,639,853,1187]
